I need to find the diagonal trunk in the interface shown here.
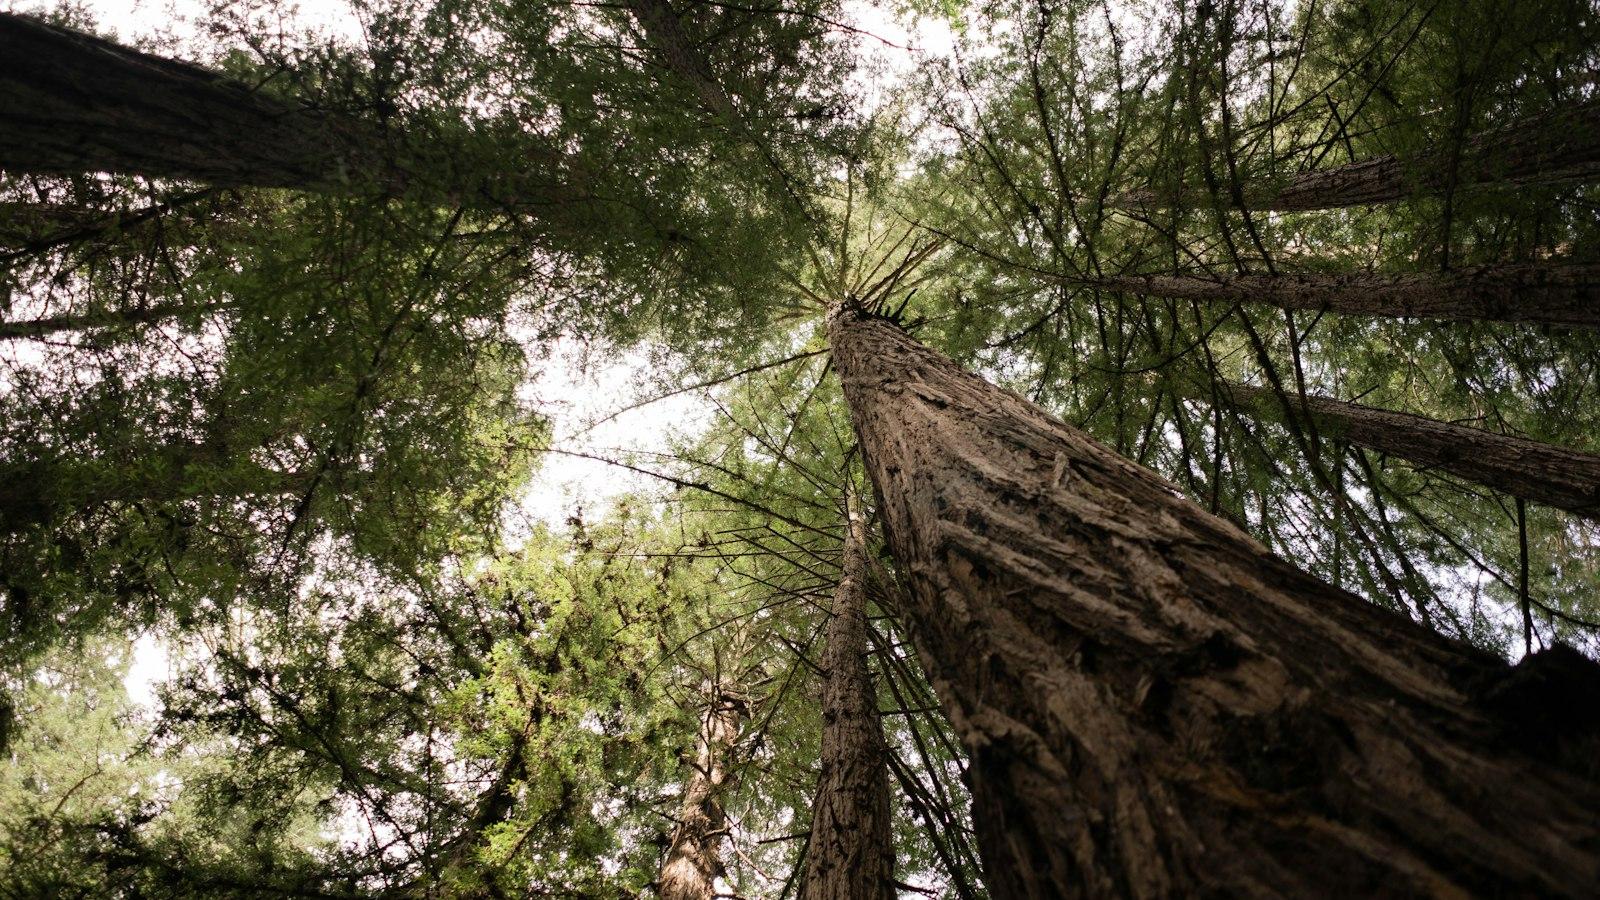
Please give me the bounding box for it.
[0,13,386,190]
[799,494,894,900]
[828,306,1600,898]
[1210,381,1600,521]
[658,687,746,900]
[0,13,577,209]
[1,301,227,341]
[1105,263,1600,330]
[1120,101,1600,211]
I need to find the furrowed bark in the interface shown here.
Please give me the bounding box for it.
[827,305,1600,898]
[0,12,385,190]
[658,688,746,900]
[1106,263,1600,330]
[799,496,894,900]
[1212,381,1600,522]
[1120,101,1600,211]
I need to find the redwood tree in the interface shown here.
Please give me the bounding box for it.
[1116,101,1600,211]
[828,305,1600,898]
[657,686,746,900]
[1104,264,1600,330]
[1210,381,1600,522]
[799,495,894,900]
[0,13,395,190]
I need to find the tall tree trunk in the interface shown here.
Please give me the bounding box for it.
[1211,381,1600,522]
[1121,101,1600,211]
[0,13,385,190]
[0,13,578,208]
[658,687,746,900]
[1105,263,1600,329]
[800,493,894,900]
[0,301,226,341]
[624,0,741,121]
[0,190,215,260]
[827,305,1600,898]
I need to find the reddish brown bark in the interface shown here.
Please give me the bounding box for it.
[799,497,894,900]
[1119,102,1600,211]
[828,306,1600,898]
[1215,381,1600,522]
[1107,263,1600,330]
[658,688,745,900]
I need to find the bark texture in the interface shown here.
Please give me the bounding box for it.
[0,13,383,189]
[1215,381,1600,521]
[1108,263,1600,330]
[799,499,894,900]
[1120,101,1600,211]
[658,688,745,900]
[828,306,1600,898]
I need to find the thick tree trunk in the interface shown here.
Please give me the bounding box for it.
[657,688,745,900]
[1107,263,1600,329]
[1120,102,1600,211]
[0,13,385,190]
[1213,381,1600,521]
[827,306,1600,898]
[0,13,579,210]
[799,496,894,900]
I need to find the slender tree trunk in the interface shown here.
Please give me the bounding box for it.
[1105,263,1600,329]
[1211,381,1600,521]
[828,305,1600,898]
[0,190,215,260]
[1120,101,1600,211]
[624,0,740,120]
[0,13,386,189]
[658,687,746,900]
[0,301,226,341]
[799,493,894,900]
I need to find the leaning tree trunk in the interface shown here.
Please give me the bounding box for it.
[0,301,225,341]
[657,687,746,900]
[827,305,1600,898]
[1106,263,1600,330]
[1211,381,1600,522]
[1119,101,1600,211]
[0,12,386,190]
[0,13,579,208]
[799,494,894,900]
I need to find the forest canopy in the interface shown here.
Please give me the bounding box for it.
[2,0,1599,896]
